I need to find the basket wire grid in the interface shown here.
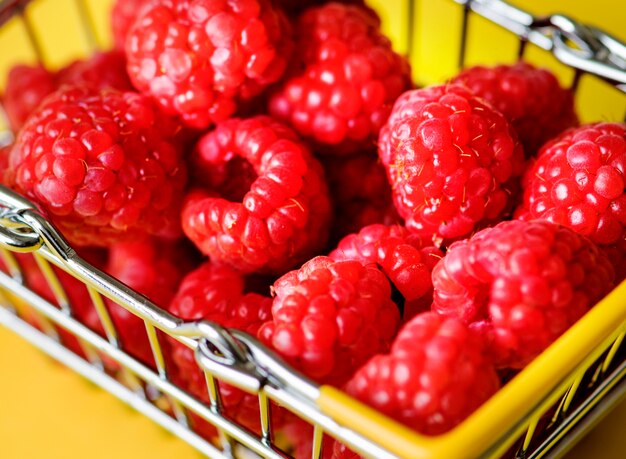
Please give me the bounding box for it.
[1,0,626,458]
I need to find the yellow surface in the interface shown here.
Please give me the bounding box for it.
[1,325,626,459]
[2,0,626,458]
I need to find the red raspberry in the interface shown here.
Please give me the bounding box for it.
[322,152,399,241]
[329,224,443,321]
[182,116,332,274]
[518,123,626,249]
[432,220,614,368]
[110,0,152,50]
[103,238,199,365]
[3,64,56,131]
[343,312,500,437]
[379,84,525,243]
[125,0,293,129]
[2,52,134,132]
[57,51,133,92]
[0,143,11,175]
[258,256,400,386]
[452,62,578,156]
[268,3,411,154]
[6,85,188,247]
[167,261,274,433]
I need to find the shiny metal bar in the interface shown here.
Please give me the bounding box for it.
[145,321,167,377]
[0,247,23,282]
[87,286,119,346]
[311,424,324,459]
[258,391,272,444]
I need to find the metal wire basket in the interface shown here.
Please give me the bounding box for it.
[1,0,626,458]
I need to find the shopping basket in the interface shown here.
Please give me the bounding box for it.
[0,0,626,458]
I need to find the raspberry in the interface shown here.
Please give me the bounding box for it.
[182,116,332,274]
[258,256,400,385]
[0,144,11,177]
[57,51,134,92]
[322,152,399,241]
[268,3,411,154]
[103,238,198,365]
[125,0,293,129]
[329,224,443,321]
[2,52,134,132]
[518,123,626,255]
[379,84,525,243]
[3,64,56,131]
[344,312,500,436]
[6,85,188,247]
[432,220,614,368]
[167,261,274,433]
[452,62,578,156]
[110,0,153,50]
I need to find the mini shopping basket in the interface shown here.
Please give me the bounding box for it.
[0,0,625,458]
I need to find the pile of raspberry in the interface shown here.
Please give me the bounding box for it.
[1,0,622,457]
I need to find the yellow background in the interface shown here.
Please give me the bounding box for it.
[1,0,626,458]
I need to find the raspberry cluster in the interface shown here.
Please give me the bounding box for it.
[518,123,626,246]
[182,116,332,274]
[345,312,501,435]
[379,84,525,243]
[125,0,293,128]
[269,3,411,154]
[432,219,614,368]
[6,86,187,247]
[258,256,400,385]
[452,62,578,155]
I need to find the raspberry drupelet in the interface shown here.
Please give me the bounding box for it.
[182,116,332,274]
[452,62,578,156]
[125,0,293,129]
[268,3,411,154]
[343,312,500,438]
[329,224,443,321]
[432,219,614,369]
[6,85,188,247]
[517,123,626,279]
[379,84,525,243]
[258,256,400,386]
[167,261,274,433]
